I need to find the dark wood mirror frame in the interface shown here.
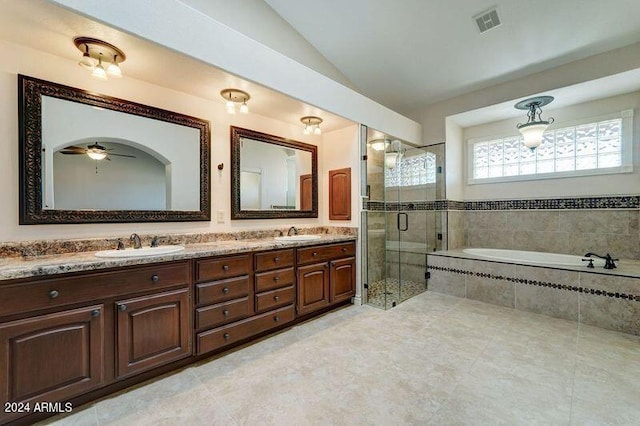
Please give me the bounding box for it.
[230,126,318,219]
[18,75,211,224]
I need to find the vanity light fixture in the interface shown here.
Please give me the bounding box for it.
[515,95,554,150]
[385,139,404,169]
[73,37,126,80]
[301,116,323,135]
[220,89,250,114]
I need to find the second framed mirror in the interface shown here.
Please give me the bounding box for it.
[230,126,317,219]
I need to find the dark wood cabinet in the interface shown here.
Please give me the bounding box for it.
[297,263,330,315]
[0,305,104,424]
[297,242,356,316]
[328,167,351,220]
[115,288,191,378]
[330,257,356,303]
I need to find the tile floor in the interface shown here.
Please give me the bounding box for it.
[41,292,640,425]
[366,277,426,309]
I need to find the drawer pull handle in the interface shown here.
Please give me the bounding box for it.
[118,304,127,312]
[222,265,229,271]
[331,261,336,267]
[91,309,100,317]
[312,252,318,257]
[151,274,159,283]
[274,276,280,281]
[274,316,280,322]
[274,257,279,262]
[48,290,59,299]
[342,247,347,252]
[223,333,230,340]
[274,296,280,301]
[223,287,230,294]
[223,309,229,316]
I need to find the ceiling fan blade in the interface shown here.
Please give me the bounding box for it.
[61,146,86,153]
[59,150,85,155]
[109,153,137,158]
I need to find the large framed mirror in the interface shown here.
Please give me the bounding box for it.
[18,75,211,224]
[230,126,317,219]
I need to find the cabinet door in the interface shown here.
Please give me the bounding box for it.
[0,305,104,423]
[330,257,356,303]
[328,167,351,220]
[116,288,190,378]
[297,263,330,316]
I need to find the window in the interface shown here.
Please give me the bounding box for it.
[385,152,437,187]
[468,110,633,184]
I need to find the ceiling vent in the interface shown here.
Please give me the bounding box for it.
[473,7,501,33]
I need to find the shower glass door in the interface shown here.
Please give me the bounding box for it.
[363,126,444,310]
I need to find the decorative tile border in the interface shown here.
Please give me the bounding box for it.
[364,196,639,212]
[427,264,640,302]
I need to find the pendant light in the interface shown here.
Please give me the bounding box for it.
[300,116,323,135]
[220,89,251,114]
[515,96,555,150]
[74,37,126,81]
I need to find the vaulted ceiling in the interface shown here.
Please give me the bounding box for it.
[265,0,640,114]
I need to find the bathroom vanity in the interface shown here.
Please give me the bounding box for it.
[0,237,356,425]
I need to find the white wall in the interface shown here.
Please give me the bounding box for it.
[0,40,345,242]
[50,0,422,146]
[321,125,360,227]
[459,92,640,200]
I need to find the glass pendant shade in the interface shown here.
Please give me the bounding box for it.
[106,57,122,78]
[370,141,386,151]
[226,100,236,114]
[87,150,107,160]
[79,52,94,69]
[385,152,402,169]
[518,122,549,149]
[313,126,322,135]
[91,60,107,80]
[239,102,249,114]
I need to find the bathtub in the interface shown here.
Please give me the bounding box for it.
[462,248,607,268]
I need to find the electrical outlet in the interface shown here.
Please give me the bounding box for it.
[216,210,224,223]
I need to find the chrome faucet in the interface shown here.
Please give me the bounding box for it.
[130,233,142,249]
[287,226,298,236]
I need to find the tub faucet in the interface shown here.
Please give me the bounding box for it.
[287,226,298,236]
[584,252,618,269]
[130,233,142,249]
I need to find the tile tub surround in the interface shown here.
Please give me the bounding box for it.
[38,292,640,425]
[0,232,357,281]
[0,226,357,258]
[427,251,640,335]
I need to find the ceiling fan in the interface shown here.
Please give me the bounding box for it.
[59,143,136,161]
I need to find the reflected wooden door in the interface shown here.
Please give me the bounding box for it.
[300,174,312,210]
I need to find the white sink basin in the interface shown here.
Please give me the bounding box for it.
[95,245,185,258]
[274,235,322,242]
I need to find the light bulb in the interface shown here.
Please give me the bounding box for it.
[226,100,236,114]
[370,141,386,151]
[107,55,122,78]
[314,125,321,135]
[239,101,249,114]
[92,56,107,80]
[87,150,107,160]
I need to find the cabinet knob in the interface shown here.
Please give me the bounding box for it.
[274,316,280,322]
[91,309,100,317]
[331,261,336,267]
[274,296,280,301]
[48,290,59,299]
[324,264,329,268]
[274,276,280,282]
[274,257,279,262]
[222,287,230,294]
[151,274,159,283]
[223,333,230,340]
[222,309,229,316]
[222,265,229,271]
[342,247,347,252]
[118,304,127,312]
[312,252,318,257]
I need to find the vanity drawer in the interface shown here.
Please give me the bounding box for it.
[0,262,190,318]
[297,242,356,265]
[255,286,295,313]
[196,254,251,282]
[255,267,295,292]
[195,297,251,331]
[254,249,295,272]
[196,276,249,306]
[196,305,295,355]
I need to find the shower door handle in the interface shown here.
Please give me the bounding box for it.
[397,213,409,231]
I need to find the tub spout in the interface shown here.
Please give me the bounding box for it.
[584,252,618,269]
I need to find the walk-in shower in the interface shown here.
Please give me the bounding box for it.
[361,126,445,309]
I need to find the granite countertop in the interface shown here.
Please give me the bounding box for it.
[0,234,357,282]
[430,249,640,279]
